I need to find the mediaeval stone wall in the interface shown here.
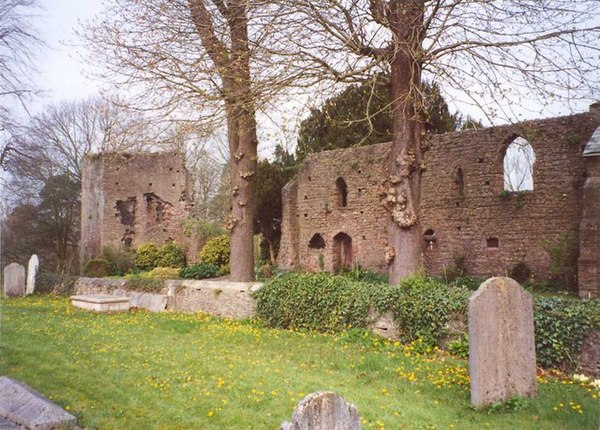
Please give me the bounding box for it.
[80,152,197,264]
[279,143,390,273]
[280,108,600,297]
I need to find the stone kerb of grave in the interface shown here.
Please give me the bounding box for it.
[281,391,360,430]
[3,263,25,298]
[468,277,537,408]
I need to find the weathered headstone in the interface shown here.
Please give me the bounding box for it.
[26,254,39,295]
[3,263,25,298]
[281,391,360,430]
[468,277,537,408]
[0,376,76,429]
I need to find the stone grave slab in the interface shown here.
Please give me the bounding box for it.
[3,264,25,298]
[0,376,75,430]
[281,391,360,430]
[468,277,537,408]
[26,255,39,295]
[71,294,129,312]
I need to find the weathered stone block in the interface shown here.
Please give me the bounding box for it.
[71,294,130,312]
[0,376,76,429]
[281,391,360,430]
[26,254,39,295]
[468,277,537,408]
[3,263,25,298]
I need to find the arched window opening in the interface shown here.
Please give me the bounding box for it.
[308,233,326,249]
[332,232,352,273]
[504,137,535,192]
[424,229,437,250]
[455,168,465,196]
[336,177,348,207]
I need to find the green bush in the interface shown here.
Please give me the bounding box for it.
[135,243,160,270]
[253,272,373,332]
[34,272,77,295]
[199,235,230,270]
[83,258,113,278]
[254,272,599,371]
[180,263,220,280]
[341,266,388,284]
[101,246,134,275]
[533,297,599,369]
[146,267,181,279]
[156,243,186,268]
[377,277,471,345]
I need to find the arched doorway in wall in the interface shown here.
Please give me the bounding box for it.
[332,232,352,273]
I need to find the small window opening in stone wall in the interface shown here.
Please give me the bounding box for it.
[115,197,137,226]
[424,229,437,250]
[455,168,465,196]
[486,237,499,248]
[308,233,326,249]
[336,177,348,207]
[504,136,535,192]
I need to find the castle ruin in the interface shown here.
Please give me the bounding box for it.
[279,104,600,298]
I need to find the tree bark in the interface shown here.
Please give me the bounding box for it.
[189,0,258,281]
[386,0,425,285]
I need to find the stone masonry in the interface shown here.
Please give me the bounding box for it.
[279,105,600,298]
[80,152,197,264]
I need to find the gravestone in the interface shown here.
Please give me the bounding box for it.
[26,254,39,295]
[3,263,25,298]
[281,391,360,430]
[468,277,537,408]
[0,376,76,429]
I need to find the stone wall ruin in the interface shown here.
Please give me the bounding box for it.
[80,152,197,264]
[280,105,600,298]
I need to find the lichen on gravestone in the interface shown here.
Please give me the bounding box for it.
[281,391,360,430]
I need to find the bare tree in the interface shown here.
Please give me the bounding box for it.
[0,0,39,166]
[283,0,600,283]
[84,0,310,281]
[4,97,154,204]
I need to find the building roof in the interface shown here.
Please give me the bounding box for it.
[583,126,600,157]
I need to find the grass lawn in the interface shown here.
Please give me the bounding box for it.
[0,297,598,429]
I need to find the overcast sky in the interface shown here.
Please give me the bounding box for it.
[32,0,105,110]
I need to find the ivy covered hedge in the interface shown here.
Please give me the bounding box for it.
[254,273,599,370]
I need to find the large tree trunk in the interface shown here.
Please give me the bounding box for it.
[225,99,258,282]
[386,1,425,285]
[189,0,258,281]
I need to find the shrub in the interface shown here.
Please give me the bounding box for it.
[156,243,186,268]
[180,263,220,279]
[135,243,160,270]
[254,272,599,371]
[101,246,134,275]
[253,272,373,332]
[34,272,77,295]
[379,277,471,344]
[199,235,230,270]
[341,266,388,284]
[533,297,599,369]
[146,267,181,279]
[510,262,532,284]
[83,258,113,278]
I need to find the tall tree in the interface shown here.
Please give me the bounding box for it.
[4,97,153,204]
[285,0,600,283]
[85,1,305,281]
[2,174,80,273]
[296,78,459,161]
[0,0,39,165]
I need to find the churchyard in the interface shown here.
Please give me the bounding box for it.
[1,280,599,429]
